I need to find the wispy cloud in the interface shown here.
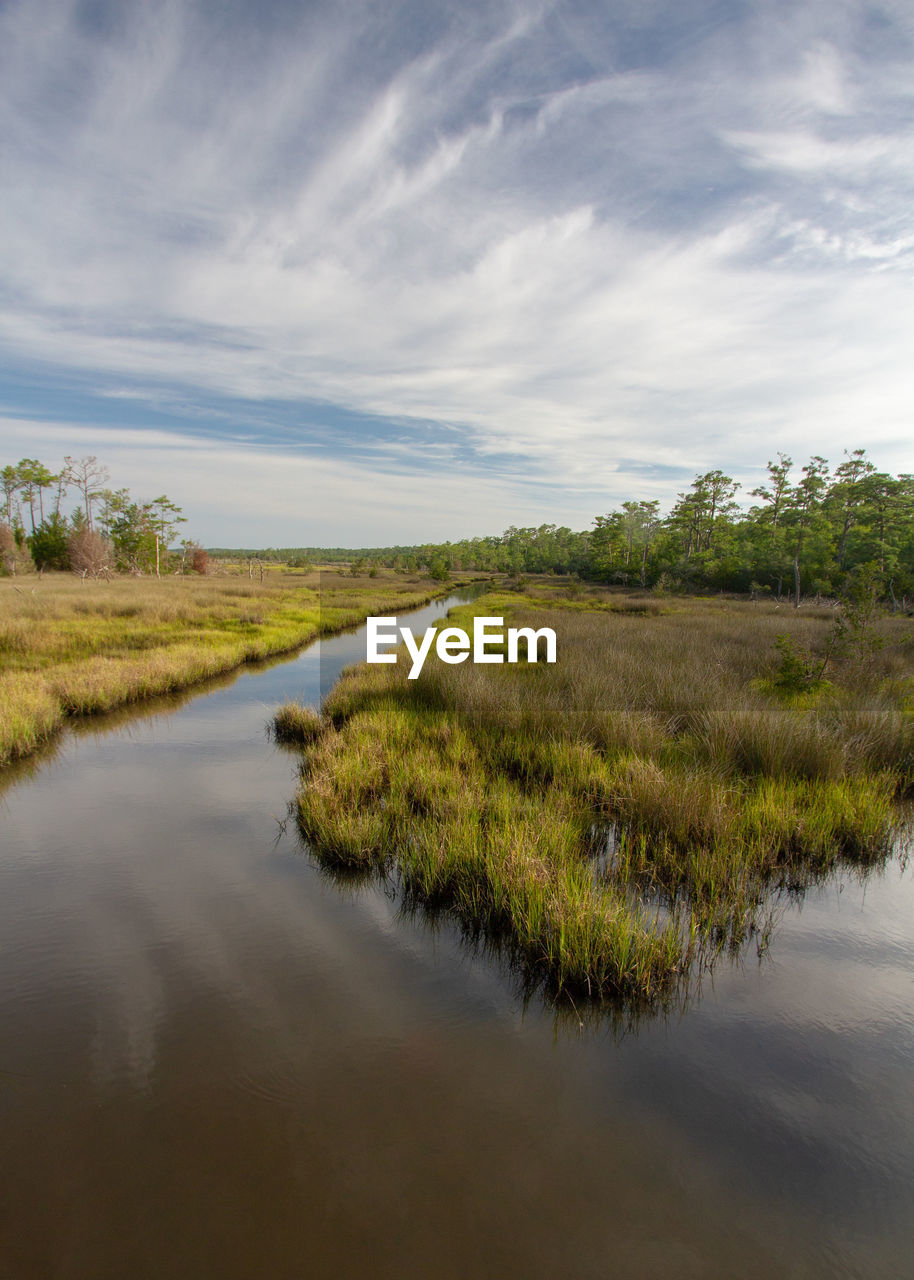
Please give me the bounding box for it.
[1,0,913,541]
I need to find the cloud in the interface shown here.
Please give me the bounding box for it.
[722,129,911,177]
[2,0,913,541]
[0,415,622,544]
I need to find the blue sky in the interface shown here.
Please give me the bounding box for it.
[1,0,913,545]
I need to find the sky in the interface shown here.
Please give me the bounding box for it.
[1,0,913,546]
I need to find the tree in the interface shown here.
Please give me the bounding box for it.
[106,493,184,574]
[1,464,22,528]
[68,527,113,579]
[109,501,156,572]
[52,459,72,518]
[16,459,40,533]
[181,542,210,574]
[854,472,907,581]
[749,454,794,595]
[668,471,740,561]
[96,487,131,539]
[0,523,33,575]
[147,495,186,576]
[620,500,661,587]
[783,456,830,607]
[29,513,70,571]
[16,459,57,532]
[588,503,662,585]
[589,512,626,581]
[65,455,110,530]
[826,448,876,570]
[428,555,450,582]
[751,453,793,529]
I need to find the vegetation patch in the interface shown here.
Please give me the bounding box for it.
[279,585,912,1004]
[273,701,324,745]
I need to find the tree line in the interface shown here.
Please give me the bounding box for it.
[584,450,914,606]
[20,446,908,602]
[251,449,912,606]
[0,455,201,577]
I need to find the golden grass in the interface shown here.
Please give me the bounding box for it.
[0,568,460,765]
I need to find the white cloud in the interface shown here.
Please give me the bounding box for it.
[0,416,614,543]
[722,129,911,176]
[2,0,914,540]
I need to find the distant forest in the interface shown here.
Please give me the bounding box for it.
[213,451,914,607]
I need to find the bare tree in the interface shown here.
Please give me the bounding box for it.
[65,455,110,530]
[68,527,113,580]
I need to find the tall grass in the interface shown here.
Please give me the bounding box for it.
[279,586,912,1003]
[295,703,682,1000]
[0,568,461,765]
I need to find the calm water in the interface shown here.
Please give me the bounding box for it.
[1,595,912,1279]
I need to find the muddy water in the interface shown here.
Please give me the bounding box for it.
[1,595,912,1279]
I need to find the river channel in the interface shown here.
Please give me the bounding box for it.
[1,594,912,1279]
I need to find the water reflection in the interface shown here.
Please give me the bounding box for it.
[0,594,912,1278]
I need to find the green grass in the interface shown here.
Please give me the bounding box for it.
[279,584,913,1003]
[273,701,324,745]
[0,567,468,766]
[294,701,682,1000]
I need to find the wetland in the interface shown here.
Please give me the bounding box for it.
[1,587,912,1278]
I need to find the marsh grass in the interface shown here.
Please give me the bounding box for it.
[294,703,682,999]
[279,585,912,1002]
[0,569,456,765]
[272,701,324,745]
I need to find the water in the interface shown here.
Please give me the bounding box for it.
[1,595,912,1279]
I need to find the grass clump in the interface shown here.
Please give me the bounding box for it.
[282,583,912,1005]
[293,704,681,999]
[273,701,324,745]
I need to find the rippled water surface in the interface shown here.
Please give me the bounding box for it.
[1,596,912,1279]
